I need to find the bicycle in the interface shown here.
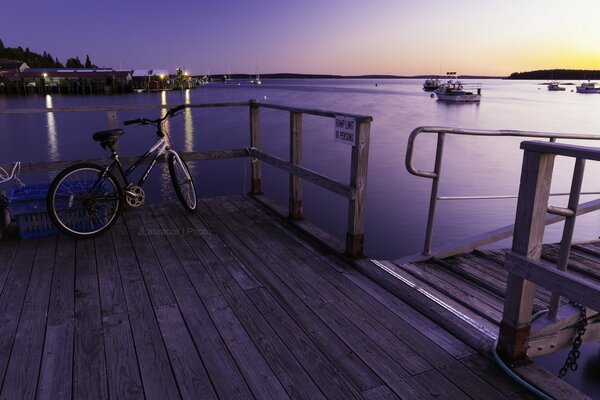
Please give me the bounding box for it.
[47,104,197,238]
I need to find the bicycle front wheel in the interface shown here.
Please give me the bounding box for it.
[47,163,122,238]
[168,152,197,212]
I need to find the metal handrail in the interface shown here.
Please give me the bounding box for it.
[405,126,600,256]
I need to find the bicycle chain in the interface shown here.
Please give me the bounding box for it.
[558,302,588,378]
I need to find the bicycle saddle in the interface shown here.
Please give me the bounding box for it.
[92,129,124,142]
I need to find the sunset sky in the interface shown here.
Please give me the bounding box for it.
[3,0,600,76]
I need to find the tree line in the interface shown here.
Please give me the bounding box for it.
[508,69,600,80]
[0,38,98,69]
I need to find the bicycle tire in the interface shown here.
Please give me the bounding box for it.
[47,163,123,238]
[167,152,197,212]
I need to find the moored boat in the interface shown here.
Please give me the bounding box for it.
[435,74,481,102]
[547,81,565,91]
[576,81,600,93]
[423,77,441,91]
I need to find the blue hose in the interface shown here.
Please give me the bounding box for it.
[492,309,553,399]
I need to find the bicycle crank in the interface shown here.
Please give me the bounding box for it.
[125,185,145,207]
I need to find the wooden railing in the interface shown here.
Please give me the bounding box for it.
[497,141,600,363]
[0,100,373,257]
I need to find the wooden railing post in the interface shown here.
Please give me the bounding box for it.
[289,112,303,220]
[106,110,117,129]
[498,149,555,364]
[346,118,371,257]
[249,100,262,194]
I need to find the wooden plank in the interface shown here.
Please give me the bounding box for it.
[73,239,108,400]
[360,385,400,400]
[289,111,303,220]
[251,194,347,255]
[0,101,250,114]
[37,235,75,400]
[341,270,477,359]
[147,206,255,399]
[505,252,600,311]
[543,244,600,282]
[249,100,262,194]
[355,259,495,350]
[346,120,371,257]
[0,239,38,389]
[154,305,218,400]
[94,231,144,400]
[204,295,291,400]
[250,149,354,199]
[437,254,552,312]
[1,236,56,400]
[37,325,73,400]
[521,140,600,161]
[0,239,18,295]
[247,287,362,400]
[498,150,555,363]
[460,354,539,400]
[257,102,373,121]
[412,369,471,400]
[393,261,504,324]
[110,217,180,400]
[514,363,591,400]
[3,148,249,174]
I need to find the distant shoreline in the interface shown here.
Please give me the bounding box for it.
[507,69,600,80]
[212,73,506,80]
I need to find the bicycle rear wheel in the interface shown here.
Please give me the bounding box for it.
[47,163,122,238]
[168,152,197,211]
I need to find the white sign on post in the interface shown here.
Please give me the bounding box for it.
[334,115,356,146]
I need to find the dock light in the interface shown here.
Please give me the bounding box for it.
[159,74,165,79]
[42,73,48,78]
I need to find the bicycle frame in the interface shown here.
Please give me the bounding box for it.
[102,136,170,192]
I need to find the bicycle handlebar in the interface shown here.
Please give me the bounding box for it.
[123,105,187,126]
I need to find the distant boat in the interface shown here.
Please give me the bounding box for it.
[435,73,481,102]
[576,81,600,93]
[547,81,565,91]
[423,77,441,91]
[250,57,262,85]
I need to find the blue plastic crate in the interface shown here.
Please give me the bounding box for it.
[7,183,58,239]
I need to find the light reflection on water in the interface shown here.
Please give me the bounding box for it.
[45,95,59,161]
[184,89,194,152]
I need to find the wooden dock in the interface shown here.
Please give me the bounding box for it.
[2,103,598,399]
[0,195,552,400]
[374,243,600,351]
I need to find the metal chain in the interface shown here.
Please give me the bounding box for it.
[558,302,588,378]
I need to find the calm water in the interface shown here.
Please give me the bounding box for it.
[2,79,600,396]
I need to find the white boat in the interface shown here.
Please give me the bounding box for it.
[250,57,262,85]
[423,77,441,91]
[547,81,565,91]
[435,74,481,102]
[576,81,600,93]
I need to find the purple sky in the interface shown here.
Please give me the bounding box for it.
[3,0,600,76]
